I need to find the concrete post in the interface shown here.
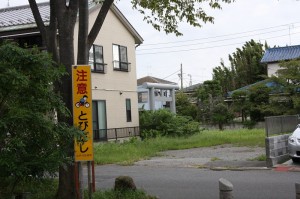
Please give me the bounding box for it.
[296,183,300,199]
[149,87,155,111]
[219,178,233,199]
[170,88,176,113]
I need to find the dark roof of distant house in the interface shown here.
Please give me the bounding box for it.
[226,80,284,98]
[261,45,300,63]
[137,76,177,86]
[182,83,202,93]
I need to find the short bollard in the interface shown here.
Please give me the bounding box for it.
[296,183,300,199]
[219,178,233,199]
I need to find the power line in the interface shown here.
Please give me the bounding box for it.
[162,69,180,79]
[137,27,298,51]
[137,31,300,55]
[140,21,300,46]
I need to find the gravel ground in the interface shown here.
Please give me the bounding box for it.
[134,145,267,169]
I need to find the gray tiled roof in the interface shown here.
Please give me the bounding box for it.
[261,45,300,63]
[0,3,50,29]
[137,76,177,86]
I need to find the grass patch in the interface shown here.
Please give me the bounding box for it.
[94,128,265,165]
[85,189,157,199]
[248,154,267,161]
[210,157,221,161]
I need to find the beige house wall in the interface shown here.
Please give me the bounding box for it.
[267,63,280,77]
[73,5,139,129]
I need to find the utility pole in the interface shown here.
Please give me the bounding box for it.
[188,74,192,86]
[180,63,183,90]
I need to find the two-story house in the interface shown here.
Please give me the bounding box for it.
[261,45,300,77]
[0,2,143,141]
[137,76,179,113]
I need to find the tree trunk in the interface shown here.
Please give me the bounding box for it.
[55,1,78,198]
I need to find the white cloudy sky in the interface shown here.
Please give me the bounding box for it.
[1,0,300,87]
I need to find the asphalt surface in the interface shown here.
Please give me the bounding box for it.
[86,145,300,199]
[90,165,299,199]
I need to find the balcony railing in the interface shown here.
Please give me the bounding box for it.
[93,126,140,142]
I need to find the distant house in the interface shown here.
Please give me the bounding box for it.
[0,2,143,142]
[182,83,202,104]
[226,45,300,100]
[261,45,300,77]
[137,76,179,113]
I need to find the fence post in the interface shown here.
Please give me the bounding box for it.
[296,183,300,199]
[115,128,118,142]
[219,178,233,199]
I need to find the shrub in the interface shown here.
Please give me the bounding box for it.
[114,176,136,191]
[243,120,257,129]
[139,109,200,138]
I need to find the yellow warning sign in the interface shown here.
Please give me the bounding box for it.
[72,65,94,161]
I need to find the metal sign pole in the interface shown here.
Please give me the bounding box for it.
[88,161,92,199]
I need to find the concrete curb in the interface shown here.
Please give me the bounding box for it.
[210,167,270,171]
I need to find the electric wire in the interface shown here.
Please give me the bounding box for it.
[140,22,300,46]
[137,31,300,55]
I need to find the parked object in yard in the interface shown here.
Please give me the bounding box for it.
[288,124,300,162]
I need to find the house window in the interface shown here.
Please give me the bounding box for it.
[89,45,106,73]
[92,100,107,141]
[126,99,132,122]
[138,92,148,103]
[113,44,130,71]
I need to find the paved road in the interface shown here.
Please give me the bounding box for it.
[88,165,299,199]
[84,146,300,199]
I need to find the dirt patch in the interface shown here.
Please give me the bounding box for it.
[134,145,267,168]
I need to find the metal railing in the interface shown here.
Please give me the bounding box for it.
[93,126,140,142]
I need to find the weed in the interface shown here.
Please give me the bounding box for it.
[94,129,265,165]
[210,157,221,161]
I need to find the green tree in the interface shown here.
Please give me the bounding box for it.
[27,0,235,197]
[276,59,300,114]
[229,40,268,88]
[211,103,233,130]
[176,92,198,119]
[248,84,271,121]
[0,43,81,194]
[212,40,268,92]
[231,90,250,122]
[212,60,235,95]
[196,80,223,123]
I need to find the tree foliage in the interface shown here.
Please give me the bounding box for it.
[0,43,81,193]
[131,0,235,36]
[275,59,300,114]
[231,90,249,122]
[176,92,198,119]
[211,103,233,130]
[213,40,268,93]
[195,80,223,123]
[139,109,200,139]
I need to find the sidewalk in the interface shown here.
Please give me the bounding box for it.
[273,160,300,172]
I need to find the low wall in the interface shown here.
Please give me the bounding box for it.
[265,134,290,167]
[202,122,265,130]
[265,115,300,137]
